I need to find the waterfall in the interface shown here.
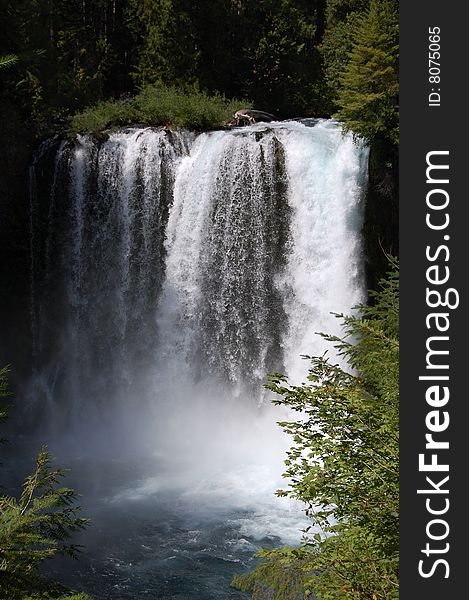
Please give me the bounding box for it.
[24,118,369,600]
[29,128,193,423]
[29,120,368,437]
[158,128,290,395]
[25,119,370,575]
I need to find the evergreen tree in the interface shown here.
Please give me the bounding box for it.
[0,370,91,600]
[334,0,399,145]
[233,262,399,599]
[128,0,328,117]
[129,0,201,88]
[246,0,325,116]
[320,0,369,99]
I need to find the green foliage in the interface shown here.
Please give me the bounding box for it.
[321,10,365,97]
[128,0,328,117]
[0,448,90,599]
[0,0,399,135]
[334,0,399,145]
[132,85,250,130]
[128,0,200,89]
[233,546,309,600]
[320,0,399,281]
[0,372,91,599]
[70,84,251,135]
[0,54,18,70]
[243,0,326,116]
[235,528,398,600]
[1,0,131,114]
[233,263,399,599]
[325,0,370,23]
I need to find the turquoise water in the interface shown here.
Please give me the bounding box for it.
[50,501,263,599]
[44,459,293,600]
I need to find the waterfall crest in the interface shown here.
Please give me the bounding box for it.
[29,120,368,426]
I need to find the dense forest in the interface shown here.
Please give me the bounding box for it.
[0,0,397,124]
[1,1,399,599]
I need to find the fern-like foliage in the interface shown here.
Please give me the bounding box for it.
[0,54,18,70]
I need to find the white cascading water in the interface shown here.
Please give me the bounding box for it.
[158,127,289,394]
[279,120,368,381]
[159,121,367,390]
[29,119,368,546]
[30,128,193,424]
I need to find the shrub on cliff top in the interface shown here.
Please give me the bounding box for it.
[70,84,251,135]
